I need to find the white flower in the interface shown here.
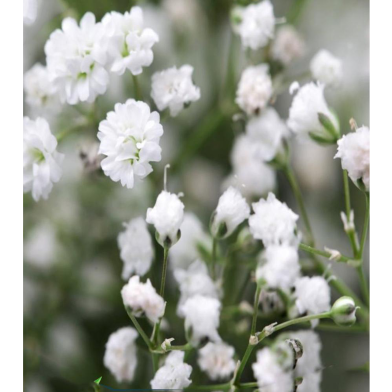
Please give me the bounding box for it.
[103,7,159,75]
[118,217,154,280]
[249,193,299,247]
[236,65,273,115]
[287,82,339,140]
[121,276,165,323]
[174,260,219,316]
[246,107,289,162]
[180,295,221,345]
[310,49,343,87]
[256,246,301,291]
[298,371,322,392]
[24,0,37,25]
[211,186,250,238]
[170,213,210,269]
[151,65,200,117]
[150,351,192,390]
[252,348,293,392]
[45,13,109,104]
[146,191,184,246]
[98,99,163,188]
[272,25,305,65]
[103,327,138,383]
[23,117,64,201]
[335,126,370,190]
[233,1,275,50]
[198,342,236,381]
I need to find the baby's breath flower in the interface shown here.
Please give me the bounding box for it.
[331,296,358,326]
[310,49,343,87]
[272,25,305,65]
[24,0,37,25]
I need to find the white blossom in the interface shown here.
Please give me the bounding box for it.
[272,25,305,65]
[24,0,37,25]
[249,193,299,247]
[151,65,200,117]
[98,99,163,189]
[103,7,159,75]
[150,351,192,390]
[121,276,165,323]
[211,186,250,238]
[298,371,322,392]
[118,217,154,280]
[335,126,369,190]
[198,342,236,381]
[45,13,109,104]
[310,49,343,87]
[23,117,64,201]
[236,65,273,115]
[103,327,138,383]
[180,295,221,345]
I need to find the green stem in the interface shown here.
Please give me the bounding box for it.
[186,383,231,391]
[299,243,352,263]
[287,0,311,25]
[124,306,153,350]
[251,283,262,336]
[56,121,89,143]
[211,238,217,280]
[359,193,370,259]
[271,312,331,334]
[151,342,193,354]
[160,246,170,299]
[132,74,142,101]
[357,265,369,307]
[233,343,255,387]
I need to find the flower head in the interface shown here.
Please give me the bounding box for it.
[272,25,305,65]
[310,49,343,87]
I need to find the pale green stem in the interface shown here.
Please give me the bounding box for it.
[151,342,193,354]
[251,283,262,336]
[211,238,218,280]
[159,246,170,299]
[299,243,352,263]
[124,306,153,350]
[132,74,142,101]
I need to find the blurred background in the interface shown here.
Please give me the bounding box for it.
[23,0,369,391]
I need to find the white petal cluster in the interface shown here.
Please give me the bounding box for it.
[335,126,370,190]
[310,50,343,87]
[118,217,154,280]
[24,0,37,25]
[103,327,138,383]
[233,1,275,50]
[23,117,64,201]
[211,186,250,238]
[287,82,338,139]
[121,276,165,323]
[298,371,322,392]
[198,342,236,381]
[98,99,163,188]
[249,193,299,247]
[272,25,305,65]
[256,246,301,291]
[236,65,273,115]
[146,191,185,246]
[103,7,159,75]
[151,65,200,117]
[180,295,221,345]
[150,351,192,390]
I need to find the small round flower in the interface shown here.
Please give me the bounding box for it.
[256,246,301,291]
[331,296,358,326]
[118,217,154,280]
[180,295,221,345]
[23,117,64,201]
[310,49,343,87]
[211,186,250,238]
[24,0,37,25]
[151,65,200,117]
[249,193,299,247]
[198,342,236,381]
[236,65,273,115]
[298,371,322,392]
[103,327,138,383]
[98,99,163,189]
[121,276,165,323]
[272,25,305,65]
[232,1,275,50]
[150,351,192,390]
[334,126,369,191]
[103,7,159,75]
[146,191,184,247]
[45,12,109,105]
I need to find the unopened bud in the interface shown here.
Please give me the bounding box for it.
[249,335,258,345]
[161,338,175,352]
[331,296,358,326]
[324,247,341,261]
[263,322,278,337]
[341,211,355,233]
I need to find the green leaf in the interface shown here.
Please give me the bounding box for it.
[94,377,102,385]
[318,112,339,139]
[309,131,335,145]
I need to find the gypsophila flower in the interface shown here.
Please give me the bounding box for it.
[256,246,301,291]
[298,371,322,392]
[335,126,370,190]
[198,342,236,381]
[121,276,165,323]
[236,65,273,115]
[272,25,305,65]
[151,65,200,117]
[23,117,64,201]
[150,351,192,390]
[310,49,343,87]
[103,7,159,75]
[249,193,299,247]
[103,327,138,383]
[211,186,250,238]
[232,1,275,50]
[118,217,154,280]
[24,0,37,25]
[98,99,163,189]
[331,296,358,326]
[180,295,221,345]
[45,12,109,104]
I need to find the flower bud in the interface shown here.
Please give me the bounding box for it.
[331,296,358,326]
[161,338,175,352]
